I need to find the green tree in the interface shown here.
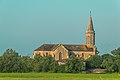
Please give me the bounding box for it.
[0,56,3,72]
[41,55,58,72]
[113,58,120,73]
[17,56,33,72]
[86,55,102,69]
[111,47,120,73]
[33,55,58,72]
[65,56,84,73]
[102,53,113,61]
[57,64,65,73]
[111,47,120,57]
[0,49,21,72]
[101,56,114,72]
[33,54,43,72]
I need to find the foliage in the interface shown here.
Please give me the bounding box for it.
[111,48,120,73]
[0,49,21,72]
[101,56,114,72]
[40,55,58,72]
[65,56,84,73]
[33,54,43,72]
[18,56,33,72]
[57,64,65,73]
[111,47,120,57]
[101,48,120,73]
[0,47,120,73]
[86,55,102,69]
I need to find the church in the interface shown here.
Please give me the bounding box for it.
[33,14,97,64]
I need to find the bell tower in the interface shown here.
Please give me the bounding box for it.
[86,11,95,48]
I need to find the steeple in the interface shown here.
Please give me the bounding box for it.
[86,11,95,32]
[86,11,95,48]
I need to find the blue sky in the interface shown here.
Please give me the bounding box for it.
[0,0,120,56]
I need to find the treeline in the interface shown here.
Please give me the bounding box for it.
[86,48,120,73]
[0,49,84,73]
[0,48,120,73]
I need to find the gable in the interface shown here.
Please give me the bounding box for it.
[54,45,68,52]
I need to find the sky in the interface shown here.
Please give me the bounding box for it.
[0,0,120,56]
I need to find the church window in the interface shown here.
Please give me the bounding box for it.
[46,52,48,56]
[82,53,84,58]
[43,54,45,57]
[88,36,90,44]
[90,36,92,44]
[53,54,55,58]
[59,52,62,60]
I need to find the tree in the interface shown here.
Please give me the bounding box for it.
[57,64,65,73]
[0,49,33,73]
[101,56,114,72]
[0,56,3,72]
[102,53,113,61]
[101,48,120,73]
[17,56,33,72]
[33,55,58,72]
[111,47,120,73]
[33,54,43,72]
[41,55,58,72]
[113,58,120,73]
[111,47,120,57]
[65,56,84,73]
[86,55,102,69]
[0,49,21,72]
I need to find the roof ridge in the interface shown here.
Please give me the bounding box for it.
[63,44,86,45]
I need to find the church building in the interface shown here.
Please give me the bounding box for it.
[33,14,97,64]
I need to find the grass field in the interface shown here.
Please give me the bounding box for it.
[0,73,120,80]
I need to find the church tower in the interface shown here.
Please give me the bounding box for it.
[86,11,95,48]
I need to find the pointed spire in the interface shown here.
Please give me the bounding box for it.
[86,11,94,32]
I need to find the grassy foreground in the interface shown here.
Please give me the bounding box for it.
[0,73,120,80]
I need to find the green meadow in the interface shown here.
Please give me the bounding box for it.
[0,73,120,80]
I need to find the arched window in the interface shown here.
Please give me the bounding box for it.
[88,36,90,44]
[59,52,62,60]
[43,53,45,57]
[82,53,84,58]
[90,36,92,44]
[46,52,48,56]
[53,54,55,58]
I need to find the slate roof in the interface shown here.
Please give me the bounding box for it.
[34,44,93,51]
[34,44,58,51]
